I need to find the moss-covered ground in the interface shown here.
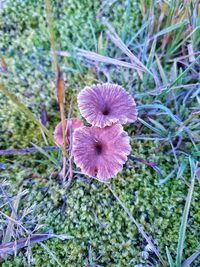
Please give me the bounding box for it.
[0,0,199,266]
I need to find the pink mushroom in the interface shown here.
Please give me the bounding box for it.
[53,118,83,146]
[78,83,137,128]
[72,124,131,181]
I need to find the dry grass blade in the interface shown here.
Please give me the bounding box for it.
[44,0,69,180]
[2,189,22,245]
[108,185,167,267]
[57,49,146,72]
[102,18,153,77]
[0,233,54,255]
[77,49,146,72]
[56,68,65,105]
[0,210,29,236]
[0,146,58,155]
[0,184,19,220]
[1,188,23,259]
[44,0,58,74]
[168,52,200,62]
[39,242,62,266]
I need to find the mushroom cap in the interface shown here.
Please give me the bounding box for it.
[73,124,131,181]
[78,83,137,128]
[53,117,83,146]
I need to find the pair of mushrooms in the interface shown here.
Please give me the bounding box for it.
[54,83,137,181]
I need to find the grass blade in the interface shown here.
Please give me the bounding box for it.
[176,161,187,180]
[107,184,167,267]
[0,233,53,255]
[175,157,196,267]
[166,246,175,267]
[138,104,181,124]
[154,20,188,39]
[143,38,157,84]
[158,54,200,97]
[2,190,21,245]
[155,54,168,85]
[0,232,72,256]
[148,117,167,132]
[0,83,53,143]
[121,0,131,42]
[103,18,153,76]
[127,19,150,47]
[169,26,200,56]
[89,20,98,52]
[44,0,58,74]
[159,169,175,185]
[138,118,166,136]
[182,248,200,267]
[57,49,146,71]
[39,242,62,266]
[61,48,147,72]
[0,146,58,155]
[0,84,68,157]
[31,143,59,166]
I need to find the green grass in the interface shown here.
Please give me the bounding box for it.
[0,0,199,266]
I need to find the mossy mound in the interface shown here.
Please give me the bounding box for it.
[0,140,199,266]
[0,0,199,267]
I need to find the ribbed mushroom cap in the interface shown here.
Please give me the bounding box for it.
[53,118,83,146]
[78,83,137,128]
[73,124,131,181]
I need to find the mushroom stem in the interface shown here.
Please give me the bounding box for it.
[56,68,68,180]
[59,100,68,181]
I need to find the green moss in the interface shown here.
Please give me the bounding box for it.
[0,140,199,266]
[0,0,199,266]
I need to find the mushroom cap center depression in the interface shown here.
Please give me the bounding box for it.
[102,105,110,116]
[94,142,103,154]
